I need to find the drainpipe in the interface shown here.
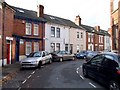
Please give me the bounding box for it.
[2,2,5,67]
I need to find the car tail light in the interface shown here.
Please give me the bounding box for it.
[117,70,120,75]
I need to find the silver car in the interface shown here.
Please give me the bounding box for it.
[20,51,52,68]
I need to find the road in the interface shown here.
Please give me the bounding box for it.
[2,59,107,89]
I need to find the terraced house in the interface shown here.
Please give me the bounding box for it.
[75,15,111,51]
[44,14,86,54]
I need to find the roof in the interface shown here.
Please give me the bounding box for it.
[11,6,46,23]
[44,14,84,29]
[81,24,110,36]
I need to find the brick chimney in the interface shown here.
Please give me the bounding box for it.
[95,26,100,31]
[37,5,44,17]
[75,15,81,26]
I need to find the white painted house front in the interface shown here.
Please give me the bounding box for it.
[44,14,86,53]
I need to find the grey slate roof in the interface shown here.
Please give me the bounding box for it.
[11,6,84,30]
[44,14,84,29]
[11,6,46,22]
[81,24,110,36]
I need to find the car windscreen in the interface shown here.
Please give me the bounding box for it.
[28,52,42,57]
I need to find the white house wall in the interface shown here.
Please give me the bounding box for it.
[70,28,86,54]
[45,23,69,52]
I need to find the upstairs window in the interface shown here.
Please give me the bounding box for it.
[26,23,32,35]
[77,32,79,38]
[56,28,60,38]
[51,27,55,37]
[34,24,39,36]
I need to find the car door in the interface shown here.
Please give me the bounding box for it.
[86,55,104,79]
[45,51,50,63]
[99,54,119,84]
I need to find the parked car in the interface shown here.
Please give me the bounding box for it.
[76,50,92,59]
[85,51,99,62]
[51,51,75,62]
[20,51,52,68]
[82,52,120,90]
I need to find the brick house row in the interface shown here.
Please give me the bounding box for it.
[0,2,46,66]
[75,16,111,51]
[0,1,111,66]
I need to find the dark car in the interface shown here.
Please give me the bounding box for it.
[51,51,75,62]
[82,52,120,90]
[76,50,92,59]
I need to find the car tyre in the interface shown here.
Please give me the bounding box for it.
[38,61,42,69]
[60,58,63,62]
[83,68,88,78]
[109,81,120,90]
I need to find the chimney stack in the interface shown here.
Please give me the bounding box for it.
[75,15,81,26]
[95,26,100,31]
[37,5,44,17]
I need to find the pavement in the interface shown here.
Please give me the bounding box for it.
[0,62,20,87]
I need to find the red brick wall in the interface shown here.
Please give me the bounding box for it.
[13,18,45,56]
[3,5,14,59]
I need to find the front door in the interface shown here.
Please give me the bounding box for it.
[7,43,10,64]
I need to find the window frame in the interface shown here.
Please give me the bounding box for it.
[56,28,60,38]
[51,27,55,37]
[26,23,32,35]
[26,42,32,55]
[34,24,39,36]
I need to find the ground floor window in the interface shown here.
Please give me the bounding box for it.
[34,42,39,52]
[65,44,68,51]
[56,43,60,51]
[51,43,55,52]
[26,42,32,55]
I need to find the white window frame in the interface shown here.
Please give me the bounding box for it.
[56,28,60,38]
[77,32,79,38]
[51,27,55,37]
[26,23,32,35]
[34,24,39,36]
[56,43,60,51]
[34,42,39,52]
[26,42,32,55]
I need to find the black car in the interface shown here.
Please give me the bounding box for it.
[82,52,120,90]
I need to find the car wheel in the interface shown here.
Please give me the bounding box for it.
[83,68,88,78]
[60,58,63,62]
[38,61,42,69]
[109,81,120,90]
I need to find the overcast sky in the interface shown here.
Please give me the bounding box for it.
[5,0,110,30]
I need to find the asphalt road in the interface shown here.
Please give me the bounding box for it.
[2,59,107,89]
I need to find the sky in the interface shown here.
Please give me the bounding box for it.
[5,0,110,30]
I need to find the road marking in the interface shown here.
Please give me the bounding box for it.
[80,75,84,80]
[89,82,96,88]
[31,71,35,75]
[27,75,32,79]
[22,79,27,84]
[80,65,82,68]
[18,87,21,90]
[76,70,78,74]
[77,67,79,70]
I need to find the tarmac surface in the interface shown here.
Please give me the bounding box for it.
[0,62,20,88]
